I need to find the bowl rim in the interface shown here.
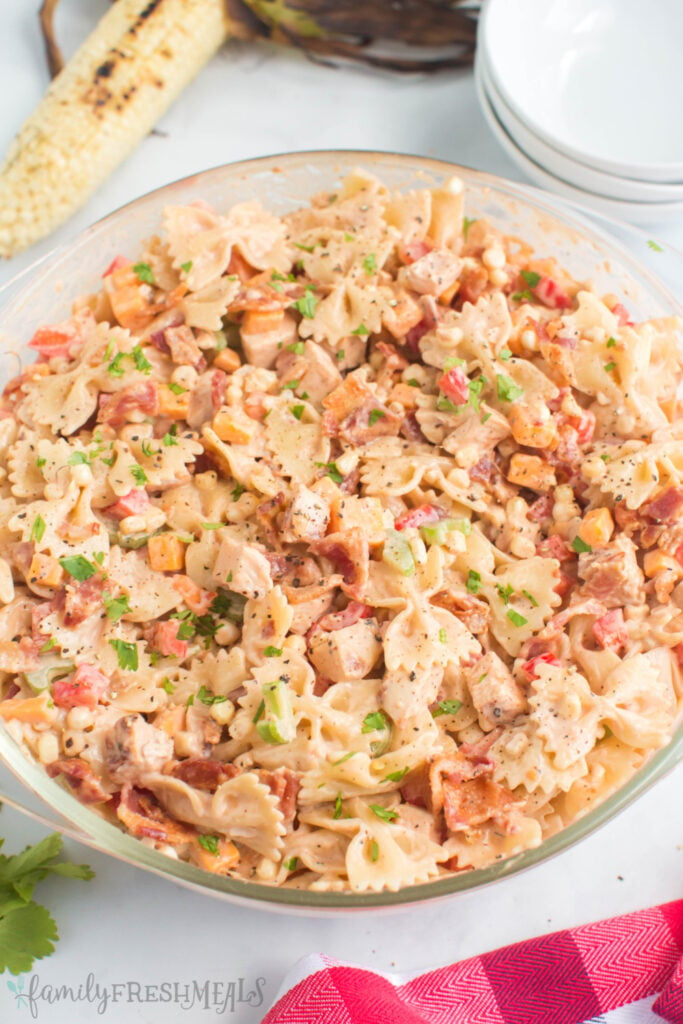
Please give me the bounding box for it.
[1,148,682,911]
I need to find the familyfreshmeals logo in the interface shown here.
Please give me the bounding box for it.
[6,972,267,1018]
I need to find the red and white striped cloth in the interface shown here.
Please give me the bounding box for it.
[262,901,683,1024]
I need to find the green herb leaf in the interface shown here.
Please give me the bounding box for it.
[369,409,386,426]
[369,840,380,862]
[521,269,541,288]
[463,216,476,240]
[161,678,176,695]
[197,835,219,855]
[109,638,138,671]
[68,451,89,466]
[332,752,357,766]
[495,582,514,606]
[133,262,155,285]
[287,341,305,355]
[58,555,97,582]
[363,253,377,275]
[292,290,318,319]
[197,685,227,706]
[131,345,152,374]
[351,324,369,336]
[264,646,283,658]
[466,570,481,595]
[130,465,147,486]
[180,260,193,274]
[362,711,389,734]
[522,589,539,607]
[606,336,617,348]
[406,378,420,387]
[370,804,399,823]
[507,609,528,628]
[103,593,131,623]
[283,857,298,872]
[30,515,46,544]
[468,375,487,412]
[39,638,56,654]
[432,699,463,718]
[201,522,223,530]
[35,457,47,469]
[438,627,447,643]
[647,239,663,252]
[140,439,154,458]
[333,793,343,819]
[383,767,409,783]
[499,348,513,361]
[167,382,187,396]
[293,242,315,253]
[496,374,524,403]
[314,461,343,484]
[252,699,265,724]
[231,483,245,502]
[604,361,616,373]
[291,404,305,420]
[571,535,592,554]
[106,352,126,378]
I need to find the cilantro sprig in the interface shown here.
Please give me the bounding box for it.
[0,833,93,975]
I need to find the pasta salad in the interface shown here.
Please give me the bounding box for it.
[0,169,681,893]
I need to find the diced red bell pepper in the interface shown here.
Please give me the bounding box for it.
[437,366,469,405]
[104,489,150,521]
[593,609,628,651]
[533,275,571,309]
[151,620,188,659]
[28,327,76,359]
[521,652,561,679]
[394,504,441,530]
[53,664,110,709]
[553,570,574,598]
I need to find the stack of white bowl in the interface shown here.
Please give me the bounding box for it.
[476,0,683,225]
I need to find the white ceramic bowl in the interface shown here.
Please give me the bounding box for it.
[481,0,683,184]
[474,56,683,226]
[479,48,683,205]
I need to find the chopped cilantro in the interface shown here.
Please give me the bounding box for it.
[571,535,592,554]
[131,345,152,374]
[109,638,138,671]
[130,465,147,486]
[496,374,524,403]
[332,752,357,766]
[606,336,617,348]
[180,261,193,274]
[499,348,513,361]
[287,341,305,355]
[39,638,56,654]
[264,646,283,658]
[35,457,47,468]
[167,382,187,396]
[162,429,178,447]
[292,290,317,319]
[468,375,487,412]
[103,592,131,623]
[369,409,386,426]
[281,380,299,390]
[231,483,245,502]
[140,439,154,458]
[407,378,420,387]
[197,686,227,706]
[466,570,481,594]
[604,361,616,373]
[197,835,219,855]
[314,461,343,484]
[161,678,176,695]
[68,451,89,466]
[463,216,477,240]
[30,514,46,544]
[132,262,155,285]
[362,253,377,275]
[106,352,126,378]
[58,555,97,581]
[293,242,315,253]
[521,269,541,288]
[351,324,370,336]
[370,805,398,823]
[336,350,345,361]
[362,711,389,733]
[432,700,463,718]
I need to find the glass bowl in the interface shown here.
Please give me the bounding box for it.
[0,151,681,912]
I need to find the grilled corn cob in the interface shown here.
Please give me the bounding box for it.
[0,0,237,259]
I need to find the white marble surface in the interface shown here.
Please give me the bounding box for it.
[0,3,682,1022]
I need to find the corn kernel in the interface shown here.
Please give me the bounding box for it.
[506,453,556,492]
[213,348,242,373]
[37,733,60,764]
[209,699,235,726]
[579,507,614,548]
[211,408,256,445]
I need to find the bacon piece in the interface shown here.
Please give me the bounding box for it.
[430,751,518,832]
[259,767,301,825]
[527,495,555,522]
[401,765,432,810]
[311,528,369,602]
[169,759,240,792]
[521,652,562,680]
[643,487,683,524]
[394,504,442,530]
[400,411,428,444]
[533,275,571,309]
[335,401,402,446]
[431,590,490,635]
[116,784,196,844]
[47,758,110,804]
[593,608,628,652]
[52,664,110,710]
[554,570,575,598]
[578,536,644,608]
[317,601,372,632]
[103,488,150,520]
[437,366,469,405]
[375,340,409,373]
[150,620,188,659]
[186,369,226,430]
[544,597,607,632]
[163,325,204,368]
[98,382,158,426]
[398,239,433,264]
[105,714,174,783]
[64,576,105,627]
[536,534,575,563]
[458,266,488,305]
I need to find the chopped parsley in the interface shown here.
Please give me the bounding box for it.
[438,627,447,643]
[180,261,193,274]
[231,483,245,502]
[291,404,305,420]
[106,352,126,378]
[130,465,147,486]
[131,345,152,374]
[58,555,97,581]
[162,429,178,447]
[292,289,317,319]
[35,457,47,468]
[314,461,343,484]
[39,638,57,654]
[495,582,514,605]
[351,324,370,336]
[103,592,131,623]
[606,336,617,348]
[362,711,389,734]
[197,835,219,855]
[283,857,299,872]
[68,451,89,465]
[604,361,616,373]
[196,686,227,706]
[467,375,487,412]
[161,678,176,695]
[281,380,299,391]
[363,253,377,275]
[571,535,592,554]
[370,805,398,823]
[264,646,283,658]
[293,242,315,253]
[132,262,155,285]
[369,409,386,426]
[499,348,512,361]
[140,439,154,458]
[287,341,305,355]
[167,382,187,396]
[521,269,541,288]
[407,378,420,387]
[507,609,528,628]
[496,374,524,403]
[432,700,463,718]
[466,570,481,595]
[30,514,46,544]
[109,638,138,671]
